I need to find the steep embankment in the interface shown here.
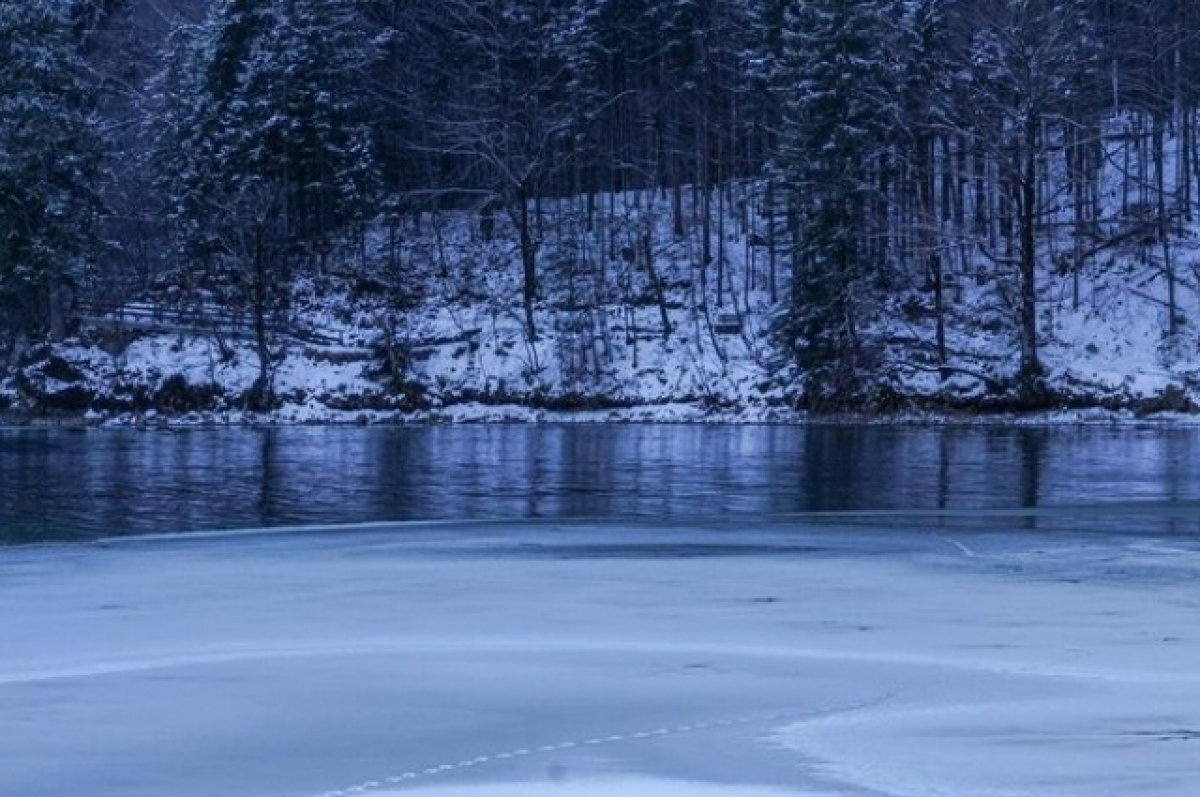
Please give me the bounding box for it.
[3,187,1200,425]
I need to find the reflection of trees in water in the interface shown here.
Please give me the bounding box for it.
[937,432,951,514]
[1163,432,1198,536]
[800,427,869,512]
[1018,429,1046,530]
[257,428,276,522]
[1,434,51,542]
[525,428,546,519]
[371,427,437,520]
[7,426,1200,542]
[101,433,135,536]
[557,427,618,518]
[798,427,948,514]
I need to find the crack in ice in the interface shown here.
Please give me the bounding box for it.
[304,694,895,797]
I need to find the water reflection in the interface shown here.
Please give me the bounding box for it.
[2,425,1200,543]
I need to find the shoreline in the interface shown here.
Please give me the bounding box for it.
[4,401,1200,430]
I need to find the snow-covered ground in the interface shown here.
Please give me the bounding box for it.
[2,520,1198,797]
[5,174,1200,423]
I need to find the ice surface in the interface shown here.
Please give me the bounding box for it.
[1,521,1198,797]
[369,778,831,796]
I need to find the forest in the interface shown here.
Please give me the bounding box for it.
[3,0,1200,417]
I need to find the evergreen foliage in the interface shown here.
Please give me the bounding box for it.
[776,0,901,407]
[155,0,377,259]
[5,0,1200,409]
[0,0,105,345]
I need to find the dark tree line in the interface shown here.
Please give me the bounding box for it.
[4,0,1200,406]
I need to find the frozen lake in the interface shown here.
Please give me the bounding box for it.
[3,424,1200,543]
[2,521,1199,797]
[3,426,1200,795]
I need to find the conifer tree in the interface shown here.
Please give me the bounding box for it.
[777,0,901,407]
[159,0,376,255]
[0,0,106,352]
[153,0,378,406]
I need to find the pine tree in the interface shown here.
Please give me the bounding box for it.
[777,0,902,408]
[0,0,106,351]
[248,0,378,243]
[153,0,378,406]
[159,0,377,254]
[152,0,269,265]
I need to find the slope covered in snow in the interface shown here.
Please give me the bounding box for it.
[2,178,1199,424]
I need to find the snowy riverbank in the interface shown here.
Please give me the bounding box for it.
[6,402,1200,429]
[2,520,1198,797]
[6,183,1200,423]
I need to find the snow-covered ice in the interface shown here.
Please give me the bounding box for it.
[1,520,1198,796]
[367,778,832,796]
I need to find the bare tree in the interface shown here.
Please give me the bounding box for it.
[964,0,1099,392]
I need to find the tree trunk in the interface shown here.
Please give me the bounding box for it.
[250,221,274,411]
[1154,117,1177,337]
[767,181,778,304]
[517,187,538,341]
[47,280,68,343]
[1018,115,1041,388]
[642,231,672,341]
[931,252,947,371]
